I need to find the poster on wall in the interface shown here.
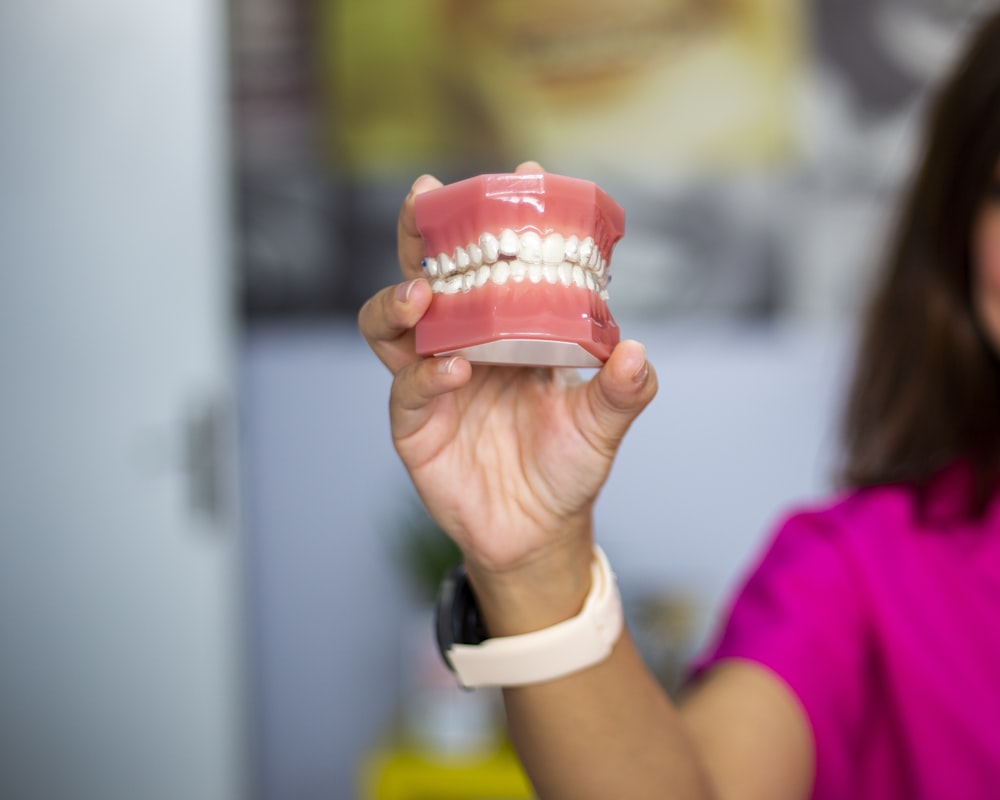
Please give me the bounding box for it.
[325,0,801,175]
[232,0,993,320]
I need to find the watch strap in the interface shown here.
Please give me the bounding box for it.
[445,545,623,688]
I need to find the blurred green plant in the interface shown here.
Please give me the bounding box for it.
[390,498,462,602]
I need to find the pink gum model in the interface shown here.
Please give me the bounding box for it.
[414,172,625,368]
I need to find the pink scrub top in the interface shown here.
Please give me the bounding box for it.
[694,465,1000,799]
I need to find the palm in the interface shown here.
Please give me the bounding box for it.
[396,365,615,564]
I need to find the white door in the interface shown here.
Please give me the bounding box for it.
[0,3,247,799]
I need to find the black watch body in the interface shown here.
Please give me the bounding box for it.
[434,561,490,673]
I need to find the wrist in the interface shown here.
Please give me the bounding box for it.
[464,532,595,638]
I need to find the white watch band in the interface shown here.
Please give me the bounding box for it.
[446,545,624,688]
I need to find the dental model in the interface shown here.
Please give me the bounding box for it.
[414,172,625,368]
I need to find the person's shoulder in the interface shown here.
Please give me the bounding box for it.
[772,482,914,548]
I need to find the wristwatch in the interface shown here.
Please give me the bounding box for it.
[434,545,624,689]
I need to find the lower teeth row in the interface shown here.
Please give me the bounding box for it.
[429,259,609,300]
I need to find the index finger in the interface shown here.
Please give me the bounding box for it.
[397,174,443,279]
[514,160,545,174]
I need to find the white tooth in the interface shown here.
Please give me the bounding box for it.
[557,262,573,287]
[480,233,499,263]
[443,275,463,294]
[588,245,600,270]
[599,289,610,301]
[510,259,527,282]
[491,261,510,285]
[578,237,595,267]
[518,231,542,263]
[431,279,445,293]
[564,235,580,263]
[572,265,586,288]
[438,252,455,276]
[542,233,565,264]
[462,272,475,292]
[468,243,483,267]
[499,228,519,257]
[543,264,560,284]
[455,247,470,270]
[585,271,596,292]
[595,255,606,277]
[421,257,436,278]
[528,262,543,283]
[475,264,490,287]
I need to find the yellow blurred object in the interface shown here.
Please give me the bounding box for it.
[359,738,535,799]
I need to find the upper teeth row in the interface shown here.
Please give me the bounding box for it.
[421,230,608,280]
[428,260,611,299]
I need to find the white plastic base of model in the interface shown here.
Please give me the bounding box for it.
[446,546,624,689]
[434,338,604,368]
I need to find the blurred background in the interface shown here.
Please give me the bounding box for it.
[1,0,995,798]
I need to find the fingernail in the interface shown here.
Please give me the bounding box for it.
[438,356,458,375]
[631,347,649,384]
[410,174,434,193]
[397,280,417,304]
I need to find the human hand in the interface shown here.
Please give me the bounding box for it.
[359,163,657,626]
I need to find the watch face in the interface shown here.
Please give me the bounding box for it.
[435,561,490,671]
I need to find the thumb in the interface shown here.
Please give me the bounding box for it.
[580,339,658,456]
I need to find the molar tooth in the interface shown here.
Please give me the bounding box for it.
[475,264,490,287]
[468,243,483,267]
[585,271,596,292]
[572,265,586,288]
[557,262,573,287]
[480,233,499,263]
[498,229,519,257]
[431,279,445,293]
[462,272,475,292]
[595,255,606,277]
[510,259,527,282]
[454,247,470,271]
[599,289,610,301]
[587,245,600,270]
[443,275,463,294]
[564,235,580,263]
[578,237,595,267]
[518,231,542,263]
[543,264,560,284]
[528,262,543,284]
[421,257,438,278]
[543,233,565,264]
[438,252,455,276]
[491,261,510,285]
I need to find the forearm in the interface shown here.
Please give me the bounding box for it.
[503,630,715,800]
[464,535,715,800]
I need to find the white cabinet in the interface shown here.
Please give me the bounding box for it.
[0,2,248,798]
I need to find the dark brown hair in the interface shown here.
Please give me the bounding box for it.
[840,9,1000,518]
